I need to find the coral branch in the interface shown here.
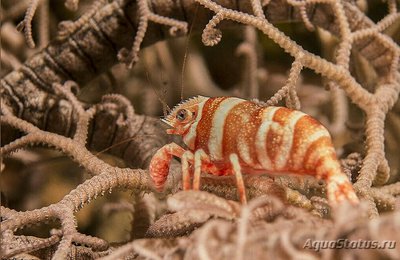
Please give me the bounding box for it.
[2,0,400,258]
[17,0,40,48]
[118,0,187,68]
[265,57,303,109]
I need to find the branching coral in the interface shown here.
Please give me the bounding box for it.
[1,0,400,259]
[57,0,108,40]
[1,83,151,258]
[264,55,303,109]
[109,198,400,259]
[117,0,188,68]
[15,0,50,49]
[16,0,40,48]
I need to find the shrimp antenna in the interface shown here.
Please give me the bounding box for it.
[180,3,199,101]
[145,70,171,117]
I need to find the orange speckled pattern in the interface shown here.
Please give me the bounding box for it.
[222,101,262,166]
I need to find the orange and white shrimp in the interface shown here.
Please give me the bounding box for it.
[149,96,359,205]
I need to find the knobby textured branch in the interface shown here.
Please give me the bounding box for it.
[118,0,188,68]
[16,0,40,48]
[1,0,400,259]
[264,55,303,109]
[102,194,399,259]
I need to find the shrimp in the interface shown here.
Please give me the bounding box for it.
[149,96,359,205]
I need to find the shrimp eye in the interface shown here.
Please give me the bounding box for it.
[176,109,188,121]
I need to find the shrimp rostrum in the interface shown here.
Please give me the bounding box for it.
[149,96,359,205]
